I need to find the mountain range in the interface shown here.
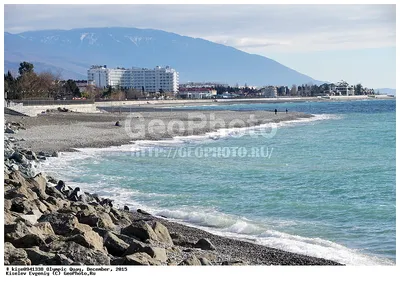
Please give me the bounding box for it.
[5,27,323,86]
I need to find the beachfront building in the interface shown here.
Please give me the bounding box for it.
[329,81,355,96]
[87,65,179,94]
[178,87,217,99]
[262,86,277,98]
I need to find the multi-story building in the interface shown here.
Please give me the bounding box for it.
[263,86,277,98]
[87,65,179,94]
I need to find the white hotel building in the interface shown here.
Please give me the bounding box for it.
[87,65,179,94]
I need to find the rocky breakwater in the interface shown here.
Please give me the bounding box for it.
[4,133,233,266]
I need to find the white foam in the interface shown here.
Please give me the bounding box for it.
[40,153,395,266]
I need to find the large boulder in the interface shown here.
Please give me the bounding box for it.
[69,202,96,214]
[76,210,115,230]
[5,221,35,243]
[104,232,130,257]
[24,247,56,265]
[179,255,202,266]
[30,173,48,199]
[66,223,105,251]
[142,246,168,263]
[45,196,69,210]
[12,233,47,248]
[194,238,216,251]
[17,211,42,225]
[5,181,38,202]
[45,185,66,200]
[123,252,161,265]
[121,220,158,242]
[4,199,12,211]
[10,152,28,165]
[44,241,110,265]
[34,222,56,237]
[32,199,48,213]
[5,211,17,224]
[4,242,31,265]
[46,254,74,265]
[10,197,40,214]
[38,213,80,236]
[152,221,173,246]
[123,239,147,256]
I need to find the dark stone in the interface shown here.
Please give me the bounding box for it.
[48,241,110,265]
[120,220,158,242]
[123,252,161,265]
[194,238,216,251]
[137,209,151,215]
[38,213,79,236]
[4,242,30,265]
[104,232,130,257]
[12,234,47,248]
[24,247,55,265]
[179,255,202,266]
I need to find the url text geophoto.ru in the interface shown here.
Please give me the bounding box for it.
[130,146,273,159]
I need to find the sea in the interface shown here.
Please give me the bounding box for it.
[41,99,396,265]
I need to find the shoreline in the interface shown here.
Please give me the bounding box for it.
[5,110,313,153]
[94,94,395,108]
[4,110,344,265]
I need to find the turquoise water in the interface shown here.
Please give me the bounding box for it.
[42,99,396,265]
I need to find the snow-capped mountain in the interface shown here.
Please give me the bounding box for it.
[5,27,320,85]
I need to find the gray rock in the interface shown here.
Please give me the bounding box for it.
[123,252,161,265]
[179,255,202,266]
[12,234,47,248]
[4,199,12,210]
[104,232,130,257]
[10,151,28,164]
[76,210,115,230]
[142,246,168,263]
[46,254,74,265]
[194,238,216,251]
[5,127,17,134]
[10,197,39,214]
[4,242,30,265]
[123,239,147,256]
[199,257,213,265]
[121,220,158,242]
[31,173,48,199]
[24,151,38,161]
[5,221,34,243]
[45,241,110,265]
[152,221,173,246]
[66,223,105,251]
[38,213,79,236]
[25,247,56,265]
[45,185,66,199]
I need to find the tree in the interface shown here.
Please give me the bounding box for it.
[18,61,34,76]
[355,84,362,95]
[62,79,81,97]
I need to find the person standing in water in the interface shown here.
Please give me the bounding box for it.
[274,109,277,115]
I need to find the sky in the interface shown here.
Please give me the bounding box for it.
[3,2,397,89]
